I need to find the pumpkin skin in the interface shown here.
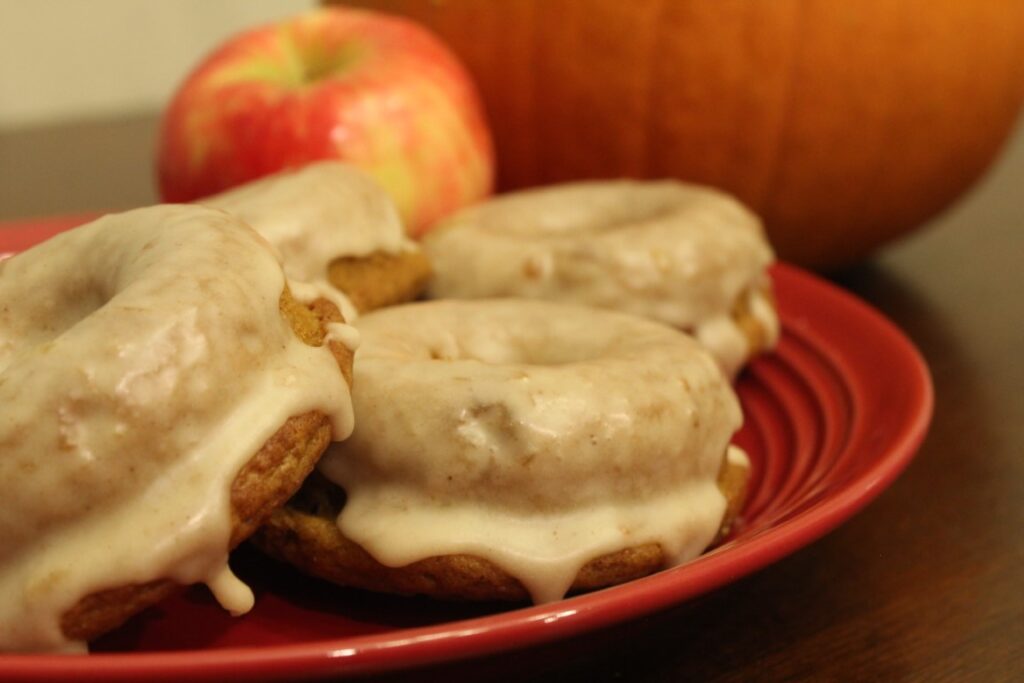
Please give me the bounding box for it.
[341,0,1024,269]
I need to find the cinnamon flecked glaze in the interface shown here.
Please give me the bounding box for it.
[258,299,748,603]
[201,161,432,318]
[422,180,779,376]
[0,205,355,652]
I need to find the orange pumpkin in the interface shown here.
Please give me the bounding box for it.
[341,0,1024,269]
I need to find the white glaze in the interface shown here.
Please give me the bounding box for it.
[422,180,779,376]
[201,161,420,320]
[0,205,354,652]
[318,299,744,603]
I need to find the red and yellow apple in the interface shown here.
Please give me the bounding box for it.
[156,7,494,237]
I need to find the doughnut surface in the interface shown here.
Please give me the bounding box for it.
[423,180,779,375]
[201,161,431,318]
[0,206,355,652]
[261,299,746,603]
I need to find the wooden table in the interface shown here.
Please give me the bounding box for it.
[2,114,1022,681]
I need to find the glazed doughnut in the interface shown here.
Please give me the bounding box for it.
[422,180,779,376]
[201,161,432,319]
[256,299,748,603]
[0,205,355,652]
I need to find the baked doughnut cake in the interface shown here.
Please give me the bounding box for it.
[422,180,779,376]
[0,206,355,652]
[257,299,749,603]
[201,161,431,319]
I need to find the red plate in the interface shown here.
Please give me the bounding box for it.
[0,216,932,680]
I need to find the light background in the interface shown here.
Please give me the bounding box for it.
[0,0,316,130]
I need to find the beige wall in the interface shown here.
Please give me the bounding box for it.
[0,0,316,130]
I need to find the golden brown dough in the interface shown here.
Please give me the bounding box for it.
[328,249,432,314]
[253,454,749,603]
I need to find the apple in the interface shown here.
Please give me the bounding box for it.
[156,7,494,237]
